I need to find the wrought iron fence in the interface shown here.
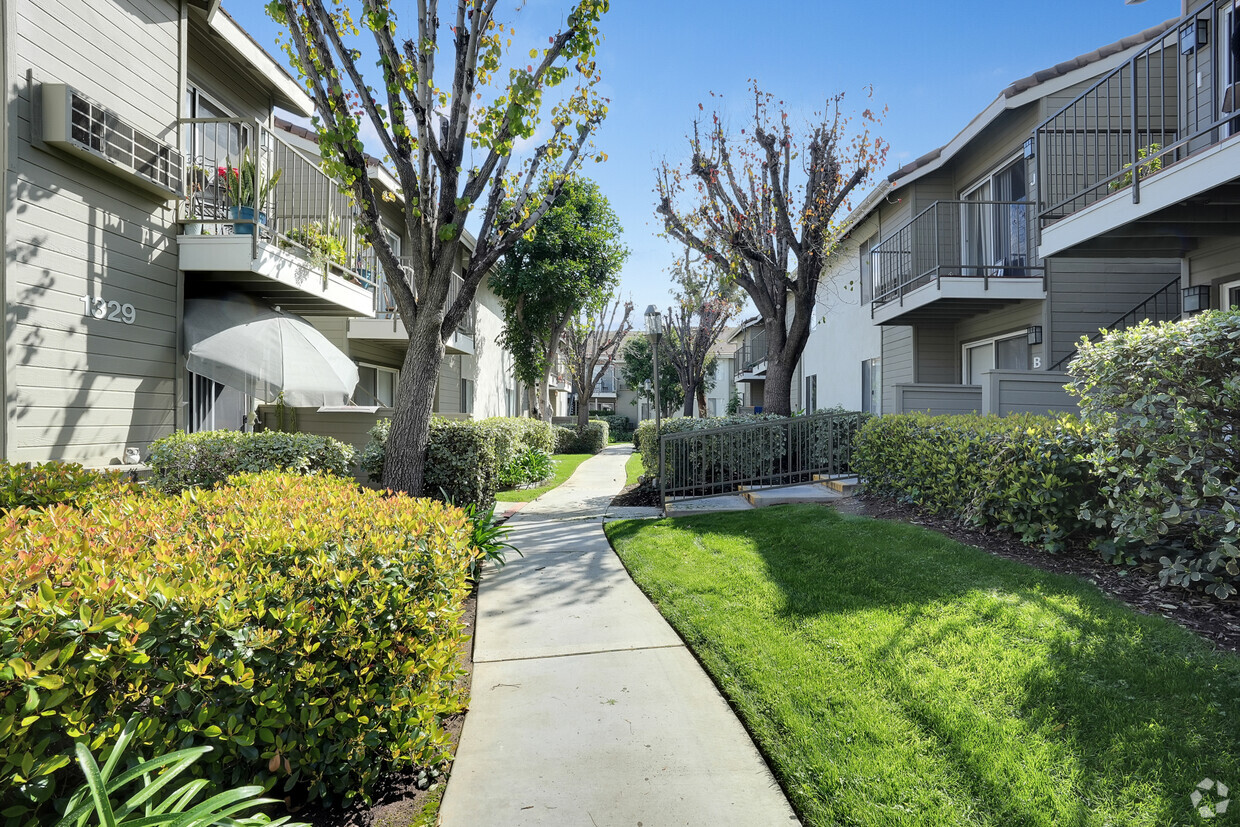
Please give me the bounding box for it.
[1035,0,1237,222]
[364,264,475,337]
[658,410,867,502]
[871,200,1043,311]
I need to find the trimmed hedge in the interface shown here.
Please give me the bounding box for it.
[0,472,478,824]
[361,416,555,507]
[0,461,135,513]
[554,421,609,454]
[855,413,1098,552]
[634,414,783,477]
[147,430,354,493]
[1068,309,1240,598]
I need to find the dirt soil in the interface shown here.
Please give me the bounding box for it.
[298,585,477,827]
[611,482,662,508]
[839,494,1240,653]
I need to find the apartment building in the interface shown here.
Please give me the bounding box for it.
[2,0,524,467]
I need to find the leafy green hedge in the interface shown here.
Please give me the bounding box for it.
[634,414,783,480]
[554,421,609,454]
[0,472,478,824]
[855,413,1099,552]
[0,462,135,513]
[1067,309,1240,598]
[147,431,354,493]
[361,416,555,507]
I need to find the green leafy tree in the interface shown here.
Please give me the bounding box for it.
[267,0,610,494]
[619,335,683,418]
[491,175,628,421]
[656,84,886,416]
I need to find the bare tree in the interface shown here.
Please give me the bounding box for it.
[663,248,741,416]
[563,295,633,430]
[656,84,886,416]
[269,0,609,493]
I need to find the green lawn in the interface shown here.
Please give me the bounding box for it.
[624,451,644,487]
[494,453,591,502]
[605,505,1240,827]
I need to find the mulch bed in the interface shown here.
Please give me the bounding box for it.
[611,482,662,508]
[839,494,1240,654]
[298,585,477,827]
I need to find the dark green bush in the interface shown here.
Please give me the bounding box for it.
[555,421,609,454]
[855,413,1098,552]
[0,461,134,512]
[634,414,782,478]
[0,473,477,824]
[147,431,354,493]
[1067,310,1240,598]
[478,417,554,489]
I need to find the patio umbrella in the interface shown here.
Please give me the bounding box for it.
[184,292,359,406]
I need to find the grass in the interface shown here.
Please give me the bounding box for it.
[605,505,1240,827]
[624,451,644,487]
[494,453,591,502]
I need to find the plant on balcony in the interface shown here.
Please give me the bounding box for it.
[1109,143,1163,191]
[223,150,283,235]
[283,221,349,269]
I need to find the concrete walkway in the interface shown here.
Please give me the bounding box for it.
[440,444,799,826]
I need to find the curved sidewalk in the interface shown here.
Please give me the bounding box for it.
[440,444,799,826]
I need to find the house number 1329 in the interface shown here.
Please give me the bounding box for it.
[80,295,136,325]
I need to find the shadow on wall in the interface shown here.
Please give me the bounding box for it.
[7,79,175,465]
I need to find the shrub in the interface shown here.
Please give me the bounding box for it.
[0,472,478,824]
[855,413,1099,552]
[555,421,608,454]
[0,461,134,513]
[478,417,554,489]
[634,414,783,478]
[1067,310,1240,597]
[147,431,354,493]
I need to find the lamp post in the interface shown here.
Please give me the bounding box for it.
[644,305,663,499]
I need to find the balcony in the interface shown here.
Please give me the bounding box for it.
[592,371,618,398]
[178,118,376,317]
[1036,0,1240,257]
[870,200,1045,326]
[735,334,767,381]
[347,267,475,355]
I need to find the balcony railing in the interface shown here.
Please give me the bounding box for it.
[181,117,378,291]
[870,200,1043,310]
[365,263,475,337]
[736,334,768,373]
[1035,0,1237,222]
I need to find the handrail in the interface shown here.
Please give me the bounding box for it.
[1049,276,1182,371]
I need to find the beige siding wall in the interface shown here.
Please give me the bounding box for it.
[6,0,182,465]
[468,282,520,418]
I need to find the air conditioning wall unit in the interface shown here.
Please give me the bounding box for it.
[41,83,182,199]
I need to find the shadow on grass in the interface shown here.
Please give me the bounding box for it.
[607,505,1240,826]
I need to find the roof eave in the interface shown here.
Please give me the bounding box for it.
[207,8,314,117]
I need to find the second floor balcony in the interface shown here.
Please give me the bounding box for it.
[1036,0,1240,257]
[348,266,476,355]
[735,332,768,381]
[178,118,377,317]
[870,199,1045,326]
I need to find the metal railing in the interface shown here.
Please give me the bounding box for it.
[366,264,475,337]
[871,200,1044,311]
[1049,276,1182,370]
[181,117,378,291]
[736,333,768,374]
[1035,0,1238,222]
[658,410,866,502]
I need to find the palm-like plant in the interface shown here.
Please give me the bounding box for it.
[223,149,282,210]
[56,719,307,827]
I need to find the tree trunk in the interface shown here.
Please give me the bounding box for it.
[696,384,708,418]
[576,392,591,431]
[763,356,794,417]
[682,382,695,417]
[383,317,447,495]
[535,379,551,422]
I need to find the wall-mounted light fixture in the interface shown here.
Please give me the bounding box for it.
[1023,138,1036,159]
[1026,325,1043,346]
[1183,284,1211,314]
[1180,19,1208,54]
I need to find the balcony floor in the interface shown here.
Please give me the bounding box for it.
[347,316,475,355]
[872,276,1045,326]
[179,235,375,317]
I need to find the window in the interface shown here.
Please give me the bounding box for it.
[961,157,1029,277]
[861,358,881,414]
[963,332,1029,385]
[1223,278,1240,310]
[708,397,719,417]
[804,374,818,412]
[860,234,877,303]
[460,378,475,415]
[505,388,516,417]
[356,364,398,407]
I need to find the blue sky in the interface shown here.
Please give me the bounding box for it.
[228,0,1181,308]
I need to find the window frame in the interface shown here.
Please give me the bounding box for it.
[355,361,400,407]
[961,330,1029,384]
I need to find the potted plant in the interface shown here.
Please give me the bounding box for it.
[283,221,349,269]
[223,149,283,235]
